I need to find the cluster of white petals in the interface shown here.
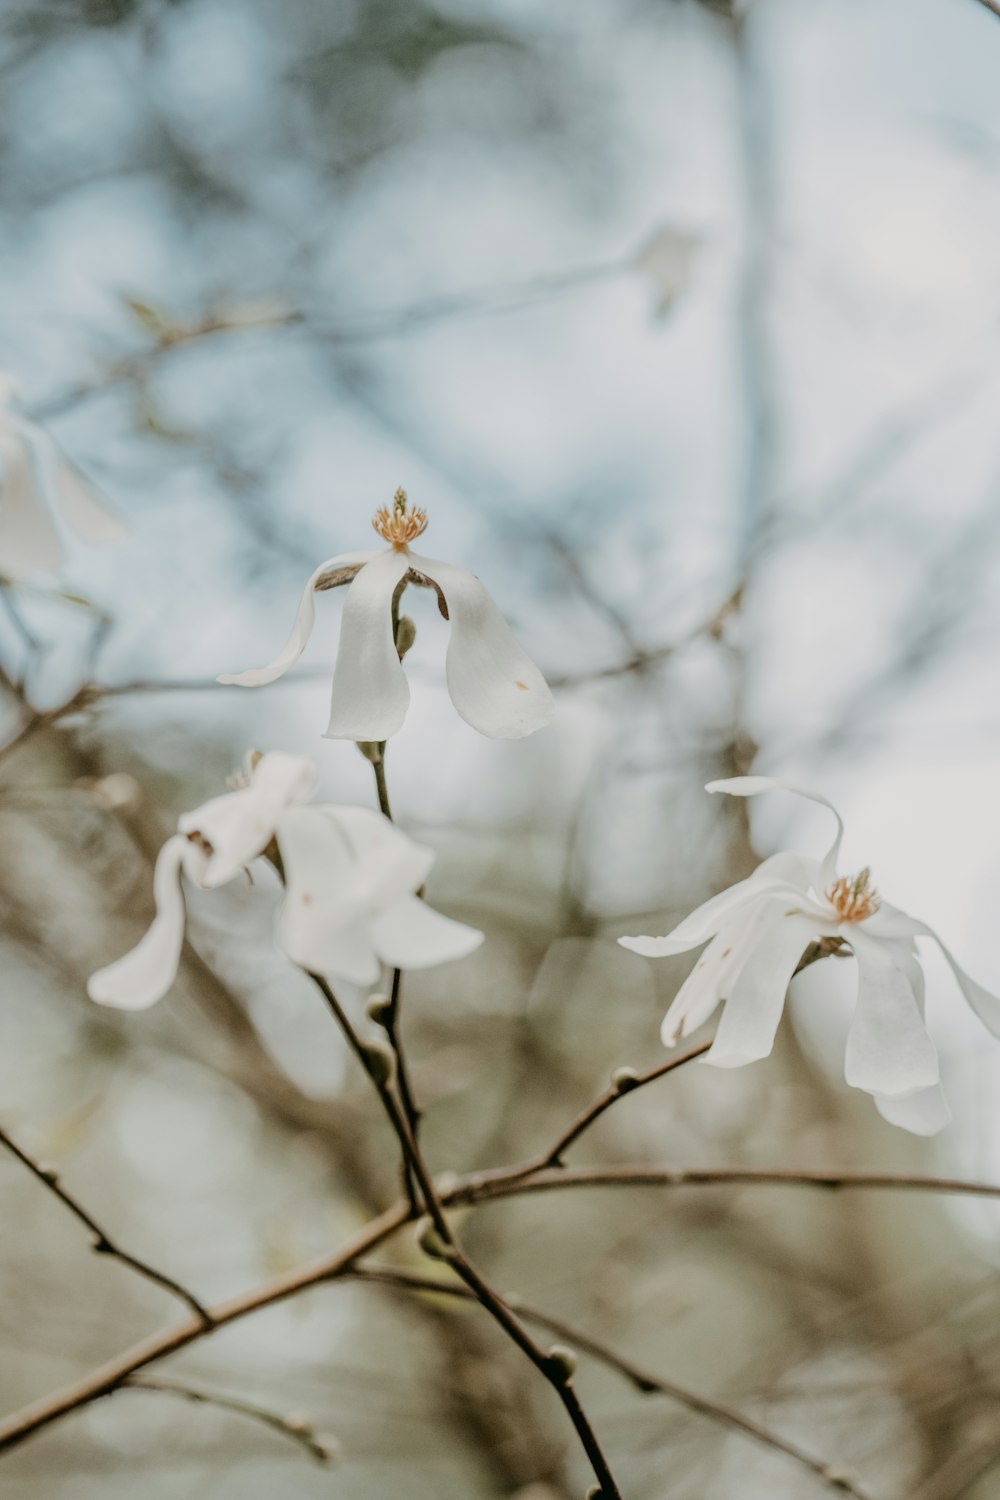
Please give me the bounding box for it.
[620,776,1000,1135]
[218,490,554,742]
[87,751,483,1009]
[0,375,123,578]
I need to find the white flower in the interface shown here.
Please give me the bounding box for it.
[87,750,483,1009]
[218,489,554,742]
[0,375,124,578]
[619,775,1000,1135]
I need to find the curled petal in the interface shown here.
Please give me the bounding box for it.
[324,549,411,740]
[706,775,845,881]
[218,551,377,687]
[658,907,765,1044]
[702,908,816,1068]
[845,930,939,1097]
[368,893,484,970]
[87,836,205,1010]
[0,431,64,575]
[180,752,319,888]
[874,1084,952,1136]
[409,552,554,740]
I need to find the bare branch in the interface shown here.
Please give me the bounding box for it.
[121,1378,338,1465]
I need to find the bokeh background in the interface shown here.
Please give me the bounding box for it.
[2,0,1000,1495]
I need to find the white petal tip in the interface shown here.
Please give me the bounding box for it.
[217,671,269,687]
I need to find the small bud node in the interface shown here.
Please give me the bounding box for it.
[360,1039,396,1087]
[365,994,393,1026]
[611,1066,641,1094]
[417,1221,454,1261]
[546,1344,577,1382]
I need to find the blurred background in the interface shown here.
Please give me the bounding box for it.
[2,0,1000,1495]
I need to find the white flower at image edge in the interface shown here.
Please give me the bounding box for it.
[619,776,1000,1135]
[87,751,483,1009]
[0,374,124,578]
[218,490,554,742]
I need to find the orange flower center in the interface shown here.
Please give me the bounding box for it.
[826,868,880,923]
[372,488,428,549]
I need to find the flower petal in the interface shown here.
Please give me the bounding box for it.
[658,907,764,1043]
[409,552,554,739]
[874,1084,952,1136]
[24,423,125,543]
[368,893,484,970]
[324,548,412,740]
[844,930,939,1096]
[702,906,816,1068]
[218,551,376,687]
[275,807,380,982]
[321,805,435,907]
[179,752,319,888]
[706,776,845,880]
[864,903,1000,1040]
[0,431,64,575]
[620,851,818,961]
[87,836,204,1009]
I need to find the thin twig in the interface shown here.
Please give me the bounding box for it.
[0,1126,213,1326]
[347,1263,874,1500]
[2,1159,999,1456]
[308,973,625,1500]
[121,1378,338,1464]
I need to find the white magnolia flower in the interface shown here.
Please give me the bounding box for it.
[619,776,1000,1135]
[0,374,123,578]
[87,750,483,1009]
[218,489,554,742]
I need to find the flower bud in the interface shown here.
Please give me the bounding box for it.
[611,1066,640,1094]
[394,615,417,659]
[313,1433,341,1464]
[365,993,393,1026]
[360,1039,396,1087]
[546,1344,576,1382]
[417,1221,453,1261]
[585,1487,605,1500]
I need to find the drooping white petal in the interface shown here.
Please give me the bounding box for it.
[179,752,319,888]
[658,905,766,1044]
[218,551,377,687]
[874,1085,952,1136]
[620,851,819,962]
[408,552,554,740]
[275,806,376,980]
[87,836,205,1010]
[324,548,412,741]
[706,776,845,880]
[368,893,484,970]
[702,906,815,1068]
[322,805,435,908]
[22,422,125,543]
[863,903,1000,1040]
[0,432,64,576]
[844,930,939,1097]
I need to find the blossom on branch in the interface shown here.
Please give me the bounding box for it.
[619,776,1000,1135]
[0,375,123,578]
[218,489,554,742]
[87,750,483,1008]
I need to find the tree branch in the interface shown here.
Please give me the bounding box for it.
[121,1378,339,1465]
[0,1125,213,1326]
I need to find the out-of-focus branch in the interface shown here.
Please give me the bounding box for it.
[0,1125,213,1325]
[121,1377,339,1465]
[2,1159,1000,1456]
[347,1263,874,1500]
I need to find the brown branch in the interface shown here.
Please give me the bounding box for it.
[121,1378,339,1464]
[3,1158,1000,1457]
[347,1264,874,1500]
[308,972,624,1500]
[972,0,1000,18]
[0,1125,213,1326]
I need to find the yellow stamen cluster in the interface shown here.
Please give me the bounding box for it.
[372,488,428,549]
[826,867,880,924]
